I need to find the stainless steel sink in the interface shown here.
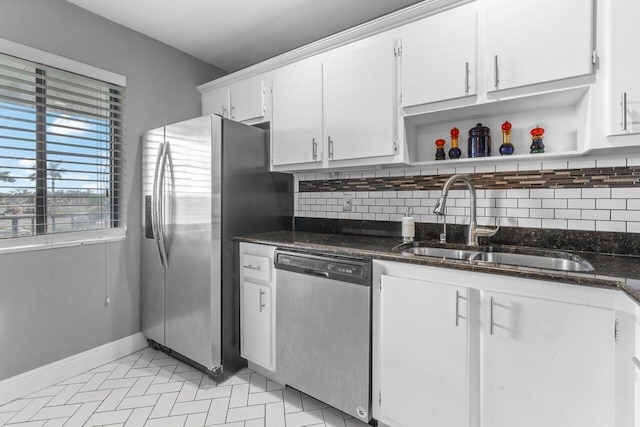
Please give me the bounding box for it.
[402,246,476,260]
[400,244,595,272]
[471,251,594,272]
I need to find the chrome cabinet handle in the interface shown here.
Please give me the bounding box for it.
[312,138,317,160]
[221,105,227,118]
[259,289,266,312]
[328,136,334,159]
[231,104,236,119]
[494,55,499,89]
[455,290,460,327]
[621,92,628,131]
[243,264,261,270]
[489,296,495,335]
[465,62,470,94]
[633,357,640,371]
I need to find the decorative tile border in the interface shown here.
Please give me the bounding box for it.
[299,166,640,192]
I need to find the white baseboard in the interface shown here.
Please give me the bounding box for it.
[0,332,147,406]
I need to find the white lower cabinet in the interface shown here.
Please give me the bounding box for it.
[481,290,615,427]
[378,274,470,427]
[373,260,633,427]
[239,242,276,372]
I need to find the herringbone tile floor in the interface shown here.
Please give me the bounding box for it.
[0,347,369,427]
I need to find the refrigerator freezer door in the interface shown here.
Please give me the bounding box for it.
[163,115,219,370]
[142,127,166,345]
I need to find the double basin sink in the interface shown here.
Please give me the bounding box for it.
[400,243,594,272]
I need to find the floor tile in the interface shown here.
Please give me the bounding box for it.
[228,384,249,409]
[9,397,53,423]
[247,390,283,406]
[170,399,211,416]
[96,388,129,413]
[148,392,179,419]
[1,348,363,427]
[30,404,81,421]
[204,397,229,425]
[283,388,303,413]
[265,401,285,427]
[225,404,265,423]
[123,406,152,426]
[285,409,325,427]
[84,408,132,426]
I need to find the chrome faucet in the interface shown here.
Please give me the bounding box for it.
[433,174,499,246]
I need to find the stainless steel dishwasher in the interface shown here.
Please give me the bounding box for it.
[274,249,372,422]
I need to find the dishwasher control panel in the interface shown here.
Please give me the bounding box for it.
[274,250,371,286]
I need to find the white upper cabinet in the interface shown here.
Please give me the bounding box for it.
[324,37,398,162]
[201,87,229,118]
[227,76,267,123]
[401,2,478,107]
[486,0,594,91]
[604,0,640,136]
[201,75,268,124]
[271,58,323,167]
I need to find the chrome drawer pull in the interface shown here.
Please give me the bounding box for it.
[489,296,495,335]
[259,289,266,312]
[621,92,628,131]
[243,264,261,270]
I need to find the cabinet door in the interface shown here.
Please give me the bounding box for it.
[325,37,397,161]
[271,58,323,166]
[241,281,273,369]
[229,77,266,123]
[486,0,593,91]
[605,0,640,136]
[402,3,477,107]
[481,291,615,427]
[202,87,229,118]
[378,275,469,427]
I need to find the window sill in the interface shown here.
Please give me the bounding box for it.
[0,228,127,255]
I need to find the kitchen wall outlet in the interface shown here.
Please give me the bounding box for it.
[342,194,353,212]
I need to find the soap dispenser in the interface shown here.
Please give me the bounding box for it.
[402,207,415,243]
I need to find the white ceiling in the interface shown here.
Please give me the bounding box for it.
[65,0,425,73]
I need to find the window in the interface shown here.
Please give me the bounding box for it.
[0,46,125,248]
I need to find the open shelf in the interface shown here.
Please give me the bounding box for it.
[403,86,591,165]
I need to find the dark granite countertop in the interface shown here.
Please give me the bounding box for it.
[236,230,640,305]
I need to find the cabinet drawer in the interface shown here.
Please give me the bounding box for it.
[242,254,271,282]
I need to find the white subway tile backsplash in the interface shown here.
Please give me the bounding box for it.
[542,219,568,229]
[518,199,542,208]
[518,218,542,228]
[581,188,611,199]
[596,221,626,232]
[568,220,596,231]
[596,158,627,168]
[611,210,640,222]
[582,210,610,221]
[496,199,518,208]
[530,209,555,219]
[568,159,597,169]
[530,189,555,199]
[554,189,581,198]
[612,188,640,198]
[295,154,640,234]
[568,199,596,209]
[555,209,581,220]
[543,198,568,209]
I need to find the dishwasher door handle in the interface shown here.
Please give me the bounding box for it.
[303,269,330,279]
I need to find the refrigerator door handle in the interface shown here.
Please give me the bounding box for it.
[157,141,170,268]
[152,142,168,268]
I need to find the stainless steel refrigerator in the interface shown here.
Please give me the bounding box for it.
[141,114,292,378]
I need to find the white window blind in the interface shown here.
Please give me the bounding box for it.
[0,50,126,248]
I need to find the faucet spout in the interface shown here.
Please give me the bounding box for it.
[433,174,498,246]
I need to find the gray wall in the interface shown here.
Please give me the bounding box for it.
[0,0,225,380]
